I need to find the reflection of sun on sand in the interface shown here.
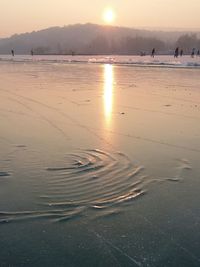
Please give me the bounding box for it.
[103,64,114,127]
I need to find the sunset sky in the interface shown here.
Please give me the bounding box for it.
[1,0,200,37]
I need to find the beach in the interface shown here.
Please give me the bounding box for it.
[0,58,200,266]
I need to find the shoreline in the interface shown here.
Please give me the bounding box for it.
[1,54,200,70]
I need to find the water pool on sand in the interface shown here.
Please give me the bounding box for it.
[0,61,200,266]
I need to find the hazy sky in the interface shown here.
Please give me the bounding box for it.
[1,0,200,37]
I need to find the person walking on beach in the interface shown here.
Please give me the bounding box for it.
[197,50,200,56]
[31,49,34,56]
[174,47,179,58]
[151,48,155,58]
[11,49,14,56]
[180,49,183,56]
[191,48,195,58]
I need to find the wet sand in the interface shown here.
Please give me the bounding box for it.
[0,61,200,266]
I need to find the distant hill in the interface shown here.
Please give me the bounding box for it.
[0,23,199,55]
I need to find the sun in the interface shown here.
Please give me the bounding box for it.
[103,8,115,24]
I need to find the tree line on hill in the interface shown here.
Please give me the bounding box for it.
[0,24,199,56]
[31,34,200,56]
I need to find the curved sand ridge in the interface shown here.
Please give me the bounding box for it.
[0,149,191,223]
[0,172,10,177]
[44,149,146,211]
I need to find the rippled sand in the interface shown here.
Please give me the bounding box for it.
[0,61,200,266]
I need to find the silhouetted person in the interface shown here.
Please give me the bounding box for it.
[191,48,195,58]
[11,49,14,56]
[197,50,200,56]
[151,48,155,57]
[174,47,179,58]
[31,49,34,56]
[180,49,183,56]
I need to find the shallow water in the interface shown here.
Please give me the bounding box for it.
[0,61,200,266]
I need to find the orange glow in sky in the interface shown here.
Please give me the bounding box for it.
[1,0,200,37]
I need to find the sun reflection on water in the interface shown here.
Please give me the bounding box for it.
[104,64,114,126]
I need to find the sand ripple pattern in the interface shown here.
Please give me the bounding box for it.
[43,149,146,213]
[0,150,191,224]
[0,149,148,223]
[0,172,10,177]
